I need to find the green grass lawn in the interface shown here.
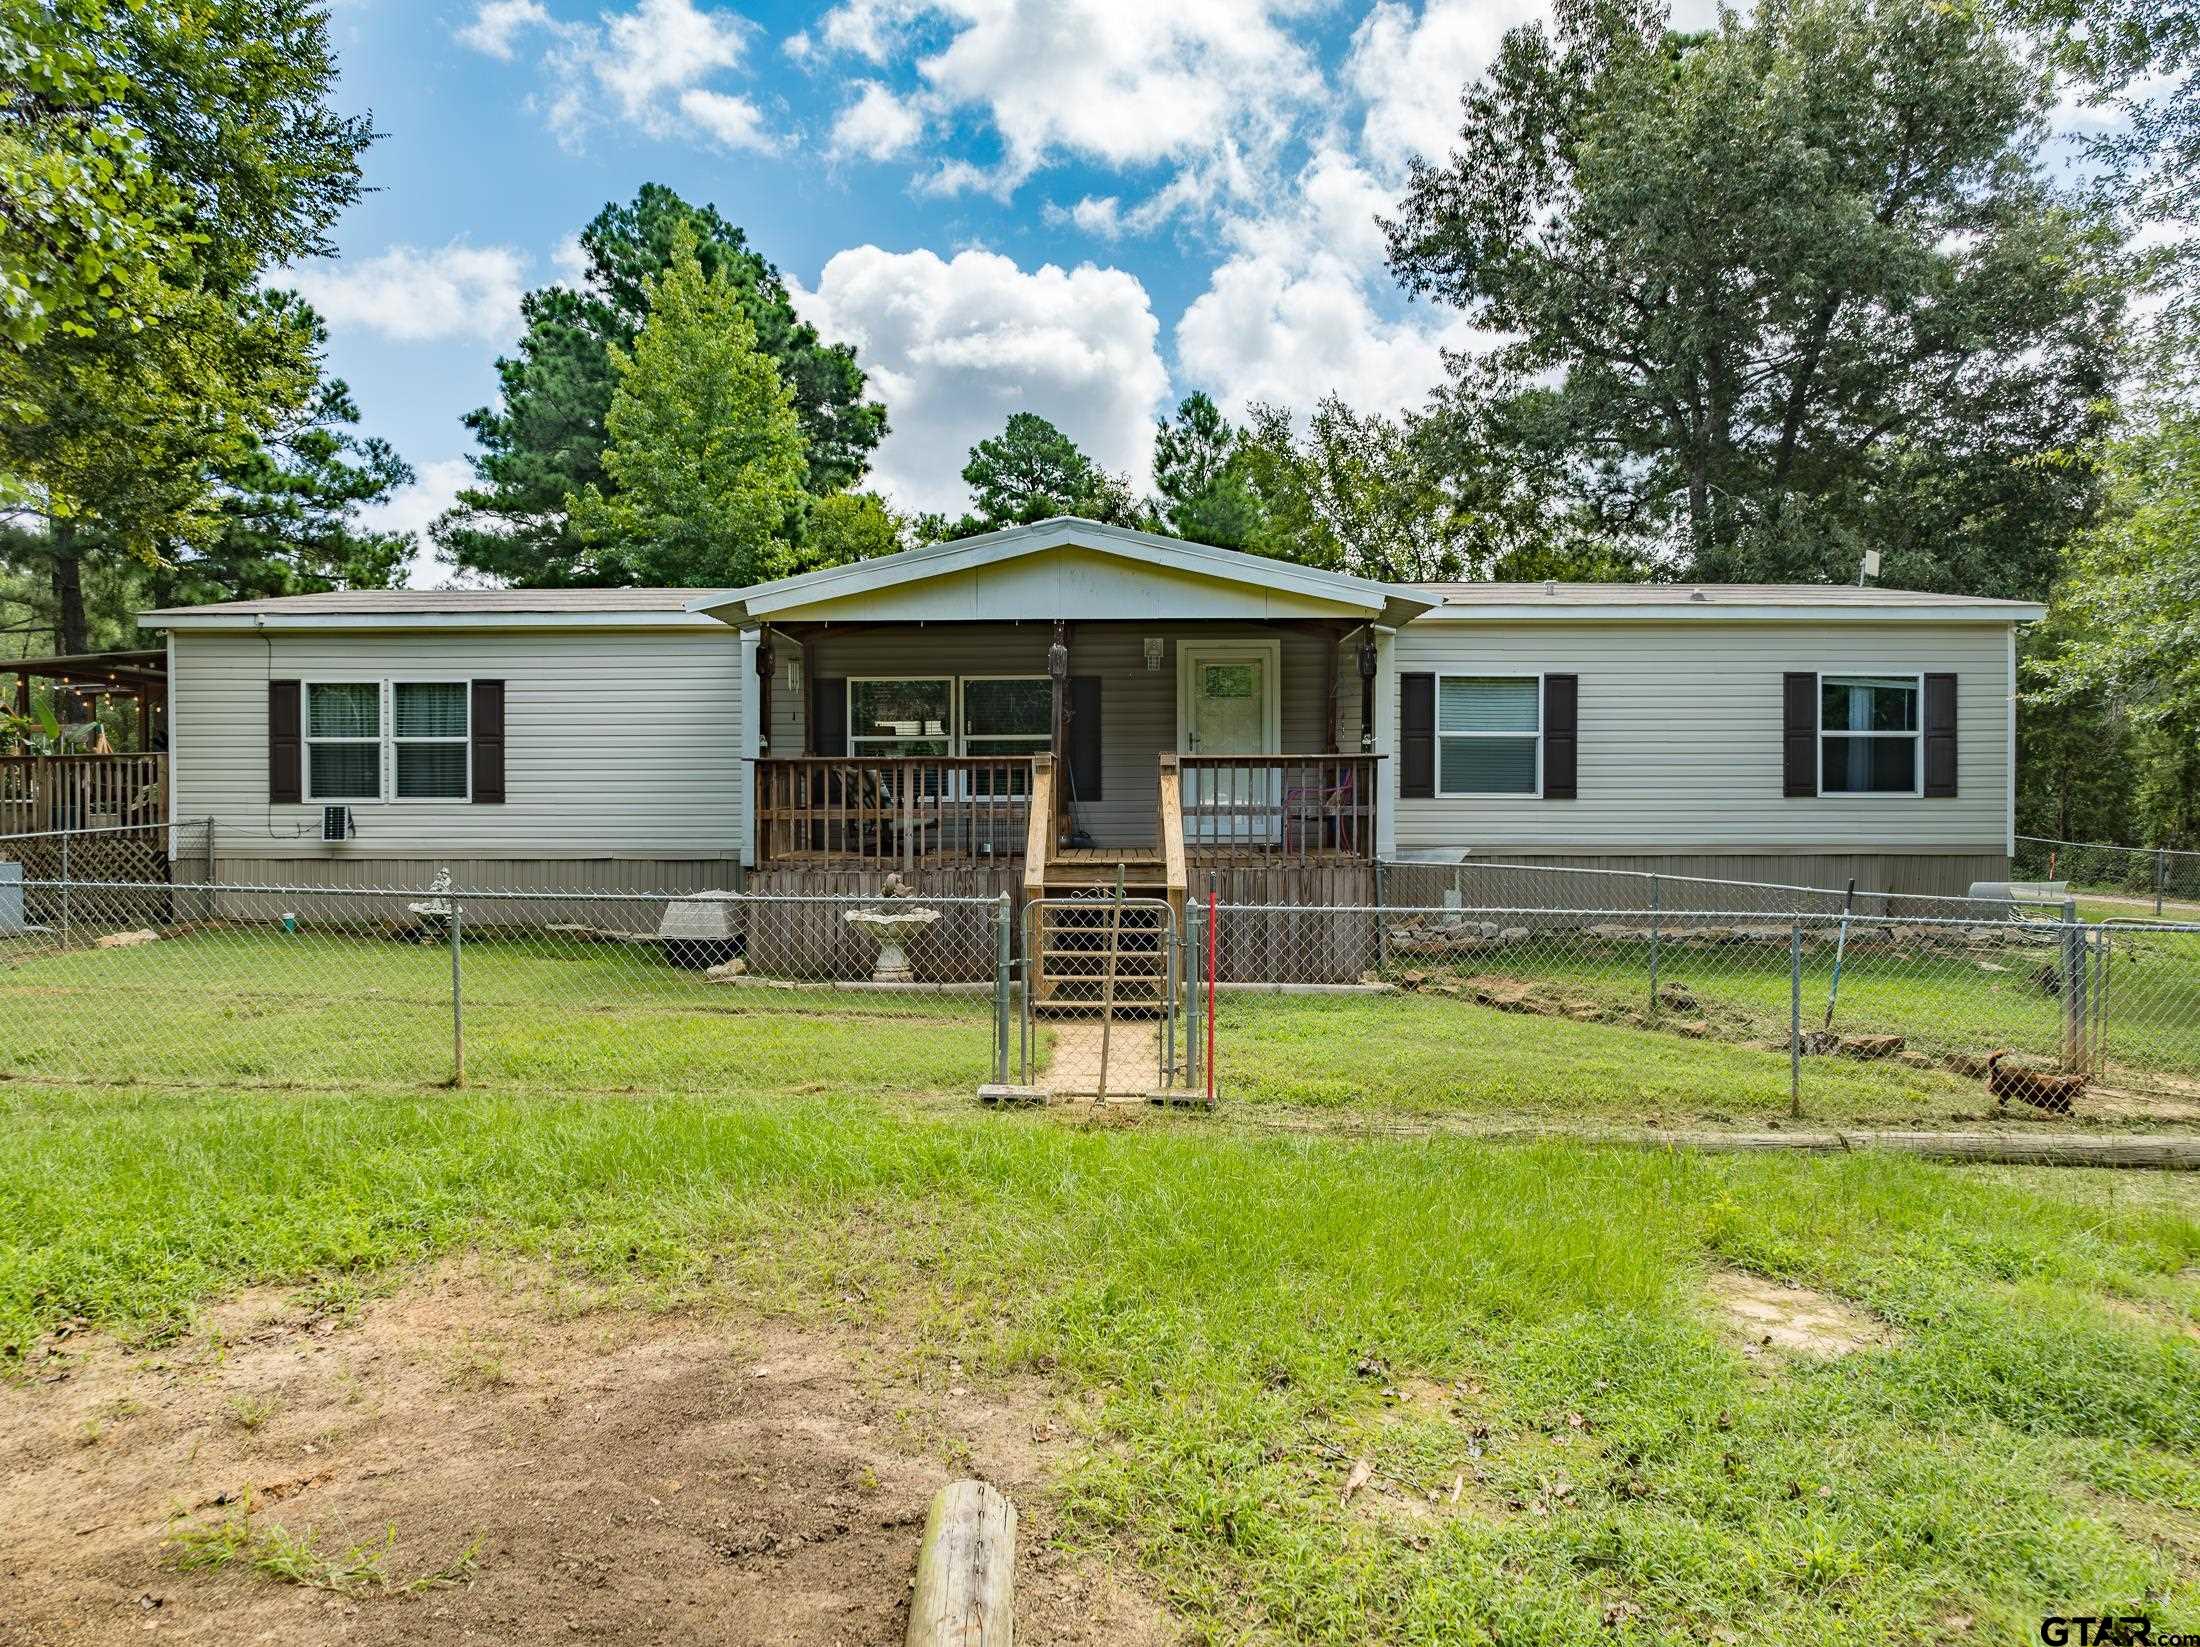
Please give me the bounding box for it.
[2,1085,2196,1643]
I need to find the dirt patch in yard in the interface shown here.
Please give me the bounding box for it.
[1709,1269,1895,1359]
[0,1262,1173,1647]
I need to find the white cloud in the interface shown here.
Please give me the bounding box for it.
[1176,148,1484,419]
[1346,0,1545,176]
[679,87,776,151]
[549,232,590,284]
[455,0,551,59]
[1046,195,1123,237]
[789,245,1169,516]
[830,80,924,160]
[285,242,528,343]
[358,458,474,588]
[459,0,779,152]
[809,0,1325,198]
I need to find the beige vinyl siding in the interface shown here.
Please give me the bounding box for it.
[1390,619,2011,855]
[771,621,1343,849]
[171,629,745,860]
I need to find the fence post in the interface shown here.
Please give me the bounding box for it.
[2060,905,2087,1074]
[1184,899,1202,1093]
[1373,859,1389,971]
[1789,921,1803,1119]
[449,897,466,1089]
[993,891,1012,1085]
[59,829,70,948]
[1648,875,1662,1020]
[2155,848,2167,917]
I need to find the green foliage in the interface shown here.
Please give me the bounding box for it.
[1,0,368,352]
[795,489,905,569]
[1386,0,2123,594]
[563,226,808,587]
[1152,392,1265,549]
[939,411,1143,538]
[437,185,888,584]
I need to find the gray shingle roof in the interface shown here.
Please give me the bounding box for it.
[1410,581,2039,612]
[139,587,726,619]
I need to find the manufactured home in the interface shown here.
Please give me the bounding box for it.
[134,517,2039,916]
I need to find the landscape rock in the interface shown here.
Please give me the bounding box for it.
[1674,1019,1712,1038]
[1836,1033,1906,1061]
[93,930,158,949]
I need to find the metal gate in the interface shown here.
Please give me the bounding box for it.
[1019,895,1180,1098]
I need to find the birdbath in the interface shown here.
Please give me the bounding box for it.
[844,904,939,983]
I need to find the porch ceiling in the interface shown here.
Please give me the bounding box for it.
[691,517,1435,629]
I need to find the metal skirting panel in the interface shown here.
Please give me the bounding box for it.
[203,855,747,928]
[1397,851,2011,901]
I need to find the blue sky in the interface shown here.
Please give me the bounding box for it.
[298,0,2104,584]
[298,0,1642,581]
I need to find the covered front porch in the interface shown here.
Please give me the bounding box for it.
[697,521,1434,905]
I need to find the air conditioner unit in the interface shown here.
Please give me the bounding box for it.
[321,805,354,843]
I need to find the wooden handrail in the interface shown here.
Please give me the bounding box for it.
[0,753,167,836]
[1177,753,1382,863]
[1023,754,1053,897]
[1157,752,1187,910]
[753,754,1035,869]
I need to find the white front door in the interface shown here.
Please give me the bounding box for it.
[1179,642,1281,846]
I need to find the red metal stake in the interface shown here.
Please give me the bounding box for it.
[1205,889,1218,1108]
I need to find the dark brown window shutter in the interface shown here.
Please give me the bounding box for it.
[470,679,506,803]
[268,679,301,803]
[809,677,846,756]
[1400,673,1435,798]
[1543,674,1578,799]
[1782,673,1818,798]
[1068,676,1103,802]
[1923,672,1957,798]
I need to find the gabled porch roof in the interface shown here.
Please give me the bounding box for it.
[689,517,1436,629]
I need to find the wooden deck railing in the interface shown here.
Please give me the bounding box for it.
[0,753,167,836]
[755,755,1037,869]
[1177,754,1381,863]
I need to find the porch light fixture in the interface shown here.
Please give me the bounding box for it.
[1143,637,1164,671]
[1357,637,1378,681]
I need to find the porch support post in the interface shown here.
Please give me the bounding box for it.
[1324,639,1340,755]
[1047,620,1070,844]
[738,627,761,869]
[1370,625,1398,861]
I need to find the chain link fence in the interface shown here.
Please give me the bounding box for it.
[4,866,2198,1115]
[2014,834,2200,912]
[1375,858,2036,922]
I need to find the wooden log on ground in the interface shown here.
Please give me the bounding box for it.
[906,1479,1015,1647]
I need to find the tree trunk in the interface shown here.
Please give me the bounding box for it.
[49,520,88,659]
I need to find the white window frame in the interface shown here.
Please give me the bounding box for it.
[1435,672,1544,800]
[389,679,472,805]
[303,679,386,804]
[301,678,473,805]
[1816,670,1924,800]
[846,676,954,759]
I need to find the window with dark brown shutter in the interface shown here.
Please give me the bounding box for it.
[1542,674,1578,799]
[470,680,506,803]
[1922,673,1957,798]
[268,679,302,803]
[1067,676,1102,802]
[1782,673,1818,797]
[1400,673,1435,798]
[809,677,847,756]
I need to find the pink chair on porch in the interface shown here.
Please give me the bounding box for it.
[1282,763,1356,855]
